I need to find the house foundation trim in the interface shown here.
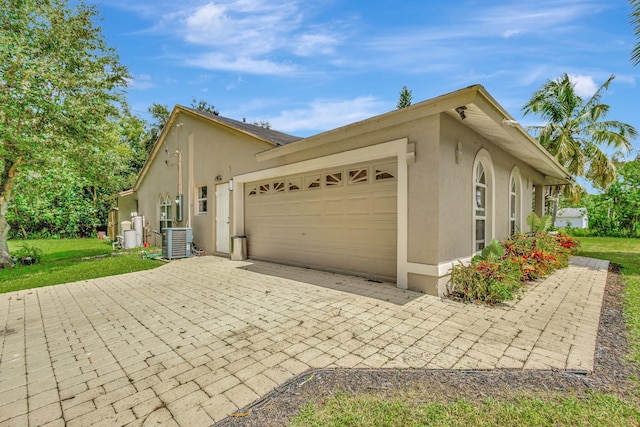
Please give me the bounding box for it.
[406,256,474,278]
[232,138,413,288]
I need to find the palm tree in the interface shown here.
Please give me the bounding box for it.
[522,73,637,216]
[631,0,640,65]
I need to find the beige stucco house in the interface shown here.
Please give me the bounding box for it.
[114,85,570,296]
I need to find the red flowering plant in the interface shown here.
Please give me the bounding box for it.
[448,229,579,305]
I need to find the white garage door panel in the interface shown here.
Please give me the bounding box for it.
[245,160,397,281]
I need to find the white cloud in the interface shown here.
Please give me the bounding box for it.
[476,1,604,37]
[146,1,345,75]
[502,29,522,38]
[364,0,603,68]
[293,33,339,56]
[268,97,386,134]
[125,74,154,90]
[187,53,296,75]
[226,76,243,90]
[569,74,598,97]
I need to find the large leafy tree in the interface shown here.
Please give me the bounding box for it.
[567,158,640,236]
[0,0,128,266]
[522,74,636,217]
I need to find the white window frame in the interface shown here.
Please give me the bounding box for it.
[197,185,208,215]
[472,149,494,253]
[160,194,173,231]
[509,167,522,236]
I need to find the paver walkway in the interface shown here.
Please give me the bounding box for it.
[0,256,608,426]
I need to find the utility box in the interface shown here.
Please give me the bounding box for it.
[230,236,247,261]
[162,228,193,259]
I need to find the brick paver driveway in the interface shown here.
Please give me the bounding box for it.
[0,256,608,426]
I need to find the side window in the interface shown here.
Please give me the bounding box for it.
[509,170,522,236]
[197,186,207,215]
[474,162,487,251]
[472,149,494,253]
[160,195,173,231]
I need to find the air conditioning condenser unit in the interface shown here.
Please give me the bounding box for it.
[162,227,193,259]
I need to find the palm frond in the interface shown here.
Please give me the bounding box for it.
[562,183,586,204]
[579,74,615,115]
[631,0,640,65]
[584,142,617,188]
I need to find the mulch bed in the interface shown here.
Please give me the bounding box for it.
[215,265,640,427]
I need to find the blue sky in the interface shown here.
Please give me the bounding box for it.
[93,0,639,157]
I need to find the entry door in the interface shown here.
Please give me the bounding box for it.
[216,183,230,253]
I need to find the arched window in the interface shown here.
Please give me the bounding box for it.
[473,149,494,252]
[509,167,522,236]
[475,163,487,251]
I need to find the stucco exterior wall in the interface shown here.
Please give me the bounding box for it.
[406,114,547,296]
[436,113,545,262]
[129,112,279,254]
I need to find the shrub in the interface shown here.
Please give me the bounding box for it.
[449,258,524,305]
[448,232,579,305]
[12,244,44,266]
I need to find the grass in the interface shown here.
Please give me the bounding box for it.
[1,238,163,294]
[578,237,640,362]
[292,393,640,427]
[577,236,640,276]
[291,236,640,426]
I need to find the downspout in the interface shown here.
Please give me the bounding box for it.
[188,136,194,227]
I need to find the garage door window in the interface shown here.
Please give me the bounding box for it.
[273,181,285,193]
[325,172,342,187]
[288,178,301,192]
[349,168,368,184]
[375,163,397,181]
[306,175,321,189]
[259,183,270,194]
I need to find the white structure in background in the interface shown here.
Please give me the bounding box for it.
[555,208,588,229]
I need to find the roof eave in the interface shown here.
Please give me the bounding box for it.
[255,85,571,185]
[256,85,481,162]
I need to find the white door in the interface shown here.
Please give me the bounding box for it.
[216,183,230,253]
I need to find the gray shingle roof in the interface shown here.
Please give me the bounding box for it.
[181,106,302,146]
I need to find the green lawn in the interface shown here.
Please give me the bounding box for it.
[292,393,639,427]
[577,236,640,276]
[578,237,640,362]
[1,238,163,294]
[291,236,640,426]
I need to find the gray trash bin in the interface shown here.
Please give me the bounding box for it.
[230,236,247,261]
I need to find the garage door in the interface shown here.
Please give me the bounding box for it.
[244,159,397,281]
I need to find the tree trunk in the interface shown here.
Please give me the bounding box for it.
[0,157,22,268]
[0,196,14,268]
